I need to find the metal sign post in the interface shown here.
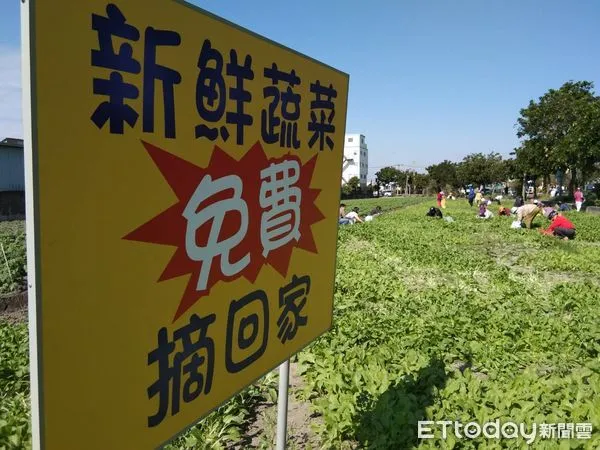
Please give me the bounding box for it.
[276,359,290,450]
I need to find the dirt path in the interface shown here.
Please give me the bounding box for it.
[0,291,27,323]
[234,362,322,449]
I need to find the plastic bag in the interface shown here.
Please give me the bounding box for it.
[511,220,522,229]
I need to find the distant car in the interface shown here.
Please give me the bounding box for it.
[383,192,392,197]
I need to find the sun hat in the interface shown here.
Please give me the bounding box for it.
[542,207,555,218]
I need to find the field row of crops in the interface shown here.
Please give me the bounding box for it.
[299,199,600,449]
[341,196,428,216]
[0,221,30,448]
[2,198,600,448]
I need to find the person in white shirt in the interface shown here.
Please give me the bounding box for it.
[364,206,382,222]
[345,207,364,224]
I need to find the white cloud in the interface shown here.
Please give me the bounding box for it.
[0,45,23,139]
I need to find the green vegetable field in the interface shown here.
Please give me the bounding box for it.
[2,198,600,449]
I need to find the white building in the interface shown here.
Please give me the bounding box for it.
[342,134,368,187]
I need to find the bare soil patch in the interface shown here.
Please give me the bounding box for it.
[0,291,27,323]
[234,362,322,449]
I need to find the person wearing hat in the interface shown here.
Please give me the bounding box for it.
[515,203,542,229]
[467,185,476,207]
[426,206,443,218]
[542,206,555,218]
[540,210,576,240]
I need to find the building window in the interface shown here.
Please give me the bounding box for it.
[348,137,353,142]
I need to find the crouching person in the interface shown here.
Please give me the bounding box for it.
[477,202,493,219]
[365,206,383,222]
[540,211,576,240]
[426,207,443,218]
[498,206,511,216]
[345,206,364,224]
[516,203,541,229]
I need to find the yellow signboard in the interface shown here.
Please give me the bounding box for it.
[22,0,348,448]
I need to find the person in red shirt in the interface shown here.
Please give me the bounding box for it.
[540,211,576,240]
[436,190,443,208]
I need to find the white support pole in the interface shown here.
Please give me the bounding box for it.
[276,359,290,450]
[21,1,42,449]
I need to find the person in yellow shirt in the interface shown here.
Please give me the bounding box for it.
[475,190,483,206]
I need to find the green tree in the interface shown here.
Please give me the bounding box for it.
[426,160,459,189]
[346,176,361,195]
[412,173,430,194]
[375,166,401,186]
[456,152,506,187]
[516,80,600,193]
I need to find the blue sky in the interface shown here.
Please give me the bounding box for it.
[1,1,600,180]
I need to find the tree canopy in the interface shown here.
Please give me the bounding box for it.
[515,80,600,189]
[426,160,458,189]
[341,176,361,197]
[375,167,402,186]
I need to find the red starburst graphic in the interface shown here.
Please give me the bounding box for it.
[124,140,325,322]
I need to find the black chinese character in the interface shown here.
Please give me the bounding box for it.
[226,50,254,145]
[143,27,182,139]
[195,39,229,141]
[262,63,301,149]
[147,313,216,427]
[308,80,337,151]
[91,4,140,134]
[225,290,269,373]
[277,275,309,344]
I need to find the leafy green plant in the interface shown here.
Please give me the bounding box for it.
[0,221,27,294]
[3,200,600,448]
[0,321,31,449]
[342,196,428,216]
[299,200,600,448]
